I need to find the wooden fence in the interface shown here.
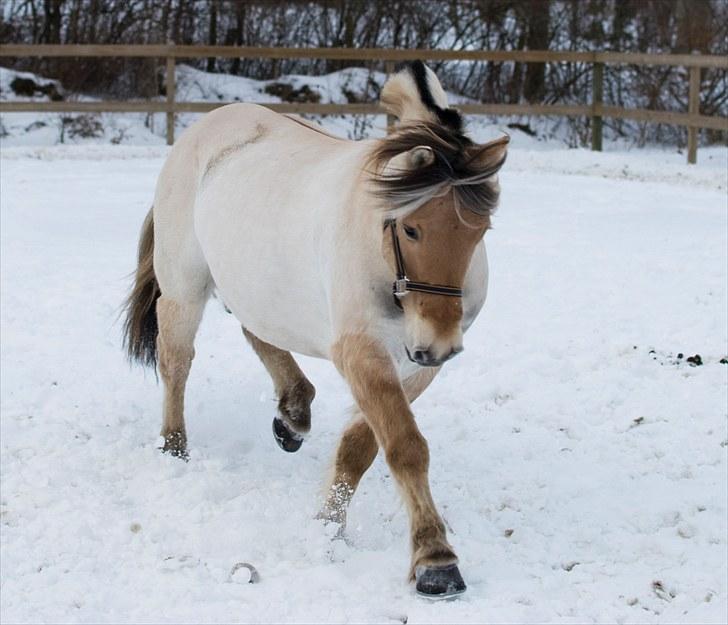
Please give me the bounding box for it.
[1,45,726,163]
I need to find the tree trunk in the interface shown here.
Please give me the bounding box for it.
[40,0,64,43]
[207,0,218,73]
[523,0,550,103]
[230,2,245,74]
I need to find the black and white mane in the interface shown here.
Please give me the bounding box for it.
[371,61,507,217]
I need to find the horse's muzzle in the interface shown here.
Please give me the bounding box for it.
[406,345,463,367]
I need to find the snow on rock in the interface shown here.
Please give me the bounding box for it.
[0,140,726,623]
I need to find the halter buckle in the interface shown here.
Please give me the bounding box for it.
[393,277,409,298]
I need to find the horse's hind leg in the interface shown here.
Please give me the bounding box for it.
[243,328,315,453]
[320,367,440,525]
[157,296,206,457]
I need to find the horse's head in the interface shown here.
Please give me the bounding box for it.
[373,62,508,366]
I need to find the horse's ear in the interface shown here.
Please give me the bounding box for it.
[381,61,456,128]
[465,135,509,178]
[382,145,435,176]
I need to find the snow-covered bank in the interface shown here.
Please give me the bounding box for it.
[1,64,402,145]
[3,64,724,159]
[1,145,726,623]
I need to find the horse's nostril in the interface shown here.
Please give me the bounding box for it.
[412,349,443,367]
[413,349,429,364]
[409,347,460,367]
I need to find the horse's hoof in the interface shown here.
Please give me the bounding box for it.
[415,564,466,598]
[163,446,189,461]
[272,417,303,453]
[160,433,189,461]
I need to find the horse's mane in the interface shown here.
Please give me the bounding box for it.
[368,61,506,219]
[368,121,505,218]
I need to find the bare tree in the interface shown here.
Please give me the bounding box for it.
[1,0,725,145]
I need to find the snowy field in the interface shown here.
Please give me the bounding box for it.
[1,139,726,624]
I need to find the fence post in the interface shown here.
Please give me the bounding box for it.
[591,61,603,151]
[166,54,175,145]
[687,65,700,164]
[385,60,396,132]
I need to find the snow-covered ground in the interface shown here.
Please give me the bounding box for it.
[1,130,727,624]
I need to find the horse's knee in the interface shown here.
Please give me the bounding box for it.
[161,430,188,459]
[385,429,429,477]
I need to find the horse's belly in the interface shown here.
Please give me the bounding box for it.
[194,170,334,357]
[229,293,330,359]
[205,240,332,357]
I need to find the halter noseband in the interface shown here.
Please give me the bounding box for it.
[386,219,463,307]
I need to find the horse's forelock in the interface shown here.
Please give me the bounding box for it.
[369,122,503,218]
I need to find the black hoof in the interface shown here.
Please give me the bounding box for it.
[272,417,303,453]
[415,564,466,598]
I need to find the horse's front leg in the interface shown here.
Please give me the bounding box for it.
[332,333,465,597]
[321,367,440,525]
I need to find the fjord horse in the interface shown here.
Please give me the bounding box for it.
[123,61,508,597]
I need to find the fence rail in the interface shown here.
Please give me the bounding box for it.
[1,44,726,162]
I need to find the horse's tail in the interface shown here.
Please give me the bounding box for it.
[122,208,160,367]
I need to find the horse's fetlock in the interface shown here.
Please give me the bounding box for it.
[411,542,458,578]
[280,378,314,410]
[161,430,188,459]
[278,383,312,432]
[412,519,447,549]
[297,377,316,402]
[319,480,355,525]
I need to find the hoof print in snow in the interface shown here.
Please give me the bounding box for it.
[272,417,303,453]
[229,562,260,584]
[162,555,199,572]
[415,564,466,598]
[652,580,675,602]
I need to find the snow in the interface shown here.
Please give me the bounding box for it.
[1,134,727,622]
[0,65,395,145]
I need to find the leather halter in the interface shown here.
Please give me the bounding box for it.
[386,219,463,308]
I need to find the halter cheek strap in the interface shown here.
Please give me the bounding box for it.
[386,220,464,306]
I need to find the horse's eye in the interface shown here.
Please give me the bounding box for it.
[403,224,419,241]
